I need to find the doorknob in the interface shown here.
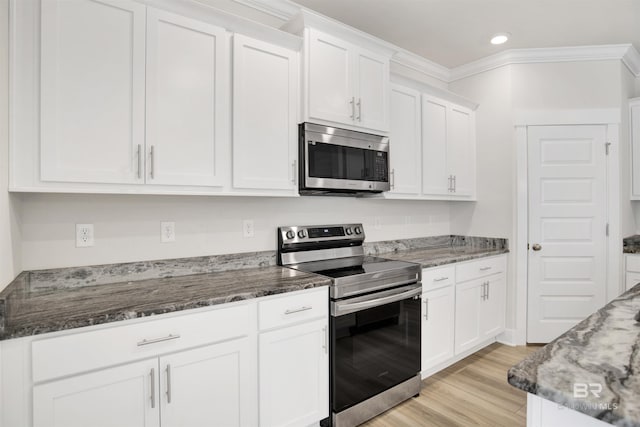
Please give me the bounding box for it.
[532,243,542,251]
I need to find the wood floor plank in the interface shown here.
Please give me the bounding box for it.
[360,343,534,427]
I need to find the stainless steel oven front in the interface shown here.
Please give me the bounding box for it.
[299,123,390,195]
[330,283,422,427]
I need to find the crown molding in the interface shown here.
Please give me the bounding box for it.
[231,0,299,21]
[391,50,451,83]
[227,0,640,82]
[450,44,640,81]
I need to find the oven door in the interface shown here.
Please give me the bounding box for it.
[330,284,422,414]
[303,138,390,193]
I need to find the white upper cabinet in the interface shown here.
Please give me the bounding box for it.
[389,85,421,196]
[307,30,354,126]
[146,9,228,187]
[630,98,640,199]
[232,34,298,192]
[422,94,476,199]
[40,0,146,184]
[306,29,390,133]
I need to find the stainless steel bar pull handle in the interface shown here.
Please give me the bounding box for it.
[285,306,312,315]
[480,266,492,271]
[137,334,181,346]
[486,282,490,300]
[322,326,328,354]
[433,276,449,282]
[137,144,142,179]
[390,169,395,189]
[453,175,456,192]
[149,146,155,179]
[424,298,429,320]
[481,283,486,300]
[166,364,172,404]
[356,98,361,121]
[150,368,156,409]
[291,160,297,185]
[350,97,355,119]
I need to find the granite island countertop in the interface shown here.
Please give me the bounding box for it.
[0,265,331,340]
[508,283,640,426]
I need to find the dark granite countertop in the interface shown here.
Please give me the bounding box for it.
[0,235,508,341]
[379,246,509,268]
[623,235,640,253]
[508,284,640,426]
[0,266,331,340]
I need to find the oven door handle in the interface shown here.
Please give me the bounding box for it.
[332,286,422,316]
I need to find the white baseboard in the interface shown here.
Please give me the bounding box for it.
[497,328,517,346]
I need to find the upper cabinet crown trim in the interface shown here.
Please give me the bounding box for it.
[282,9,397,58]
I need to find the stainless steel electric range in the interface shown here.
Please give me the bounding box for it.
[277,224,422,427]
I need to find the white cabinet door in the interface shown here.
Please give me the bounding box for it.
[146,8,228,187]
[389,85,421,196]
[447,105,475,197]
[159,338,257,427]
[421,95,449,196]
[259,318,329,427]
[480,274,506,339]
[422,286,455,372]
[33,359,160,427]
[307,29,353,126]
[630,99,640,198]
[454,279,483,355]
[233,34,298,191]
[40,0,145,184]
[354,49,389,132]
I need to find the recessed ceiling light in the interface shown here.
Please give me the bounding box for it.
[490,33,510,45]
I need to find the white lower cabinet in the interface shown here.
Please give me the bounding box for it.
[159,338,256,427]
[421,255,507,378]
[33,358,160,427]
[259,319,329,427]
[421,285,455,371]
[9,288,330,427]
[624,254,640,291]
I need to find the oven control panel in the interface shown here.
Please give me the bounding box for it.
[279,223,364,244]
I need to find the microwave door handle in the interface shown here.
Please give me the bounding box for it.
[333,286,422,316]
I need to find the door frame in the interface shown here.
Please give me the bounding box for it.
[513,109,621,345]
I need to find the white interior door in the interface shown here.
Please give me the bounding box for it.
[527,125,607,343]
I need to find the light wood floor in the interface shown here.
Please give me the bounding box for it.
[362,343,540,427]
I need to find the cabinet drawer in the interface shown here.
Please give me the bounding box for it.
[626,272,640,291]
[626,255,640,272]
[422,266,455,291]
[32,303,251,383]
[259,287,328,331]
[456,255,506,283]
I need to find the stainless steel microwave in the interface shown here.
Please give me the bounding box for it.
[298,123,390,196]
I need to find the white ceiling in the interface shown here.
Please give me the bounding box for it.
[292,0,640,68]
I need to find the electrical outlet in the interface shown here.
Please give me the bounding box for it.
[161,221,175,243]
[76,224,94,248]
[243,219,254,238]
[374,217,382,230]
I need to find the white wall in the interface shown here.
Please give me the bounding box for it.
[449,65,516,330]
[449,59,631,335]
[0,0,21,291]
[19,194,450,270]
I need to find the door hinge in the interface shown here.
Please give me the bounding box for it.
[605,142,611,155]
[606,223,610,237]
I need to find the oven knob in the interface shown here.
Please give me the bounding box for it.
[345,227,353,235]
[285,230,295,240]
[354,226,362,235]
[297,230,306,239]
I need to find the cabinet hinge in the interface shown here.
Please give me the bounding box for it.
[606,223,610,237]
[605,142,611,155]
